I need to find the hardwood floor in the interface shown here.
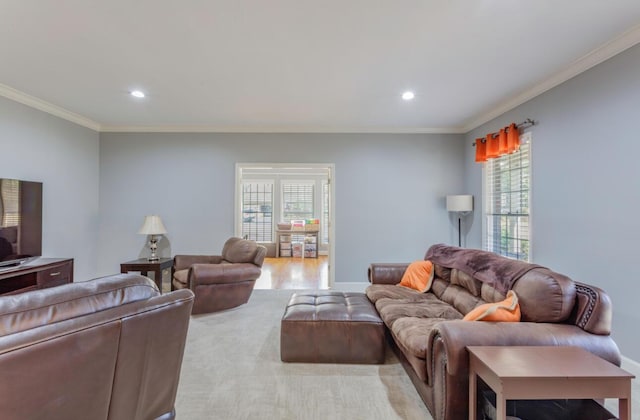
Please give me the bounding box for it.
[255,256,328,289]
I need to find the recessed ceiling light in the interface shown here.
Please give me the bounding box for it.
[130,90,145,98]
[402,91,415,101]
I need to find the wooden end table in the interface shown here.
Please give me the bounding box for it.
[468,346,634,420]
[120,257,173,293]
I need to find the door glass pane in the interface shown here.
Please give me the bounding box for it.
[241,182,273,242]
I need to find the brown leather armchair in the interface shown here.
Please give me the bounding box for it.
[0,273,194,420]
[172,237,267,314]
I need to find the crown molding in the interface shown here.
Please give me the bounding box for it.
[0,84,101,131]
[99,124,467,134]
[2,23,639,135]
[462,23,640,133]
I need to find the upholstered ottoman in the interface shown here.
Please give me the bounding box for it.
[280,291,385,364]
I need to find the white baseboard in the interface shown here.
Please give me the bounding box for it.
[621,355,640,376]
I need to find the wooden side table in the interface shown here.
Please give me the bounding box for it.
[120,258,173,293]
[468,346,634,420]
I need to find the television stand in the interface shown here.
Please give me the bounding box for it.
[0,258,73,295]
[0,260,23,268]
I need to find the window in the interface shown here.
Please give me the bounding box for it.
[484,134,531,261]
[241,181,273,242]
[282,182,314,222]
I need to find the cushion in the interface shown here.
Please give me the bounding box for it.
[398,260,435,292]
[173,269,189,285]
[222,238,258,263]
[0,274,158,336]
[366,284,425,303]
[375,296,463,328]
[463,290,521,322]
[450,268,482,297]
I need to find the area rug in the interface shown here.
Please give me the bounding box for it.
[175,289,433,419]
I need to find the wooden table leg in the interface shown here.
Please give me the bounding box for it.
[154,268,162,291]
[495,392,507,420]
[619,397,630,420]
[468,369,477,420]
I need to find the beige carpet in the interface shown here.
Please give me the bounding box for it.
[175,289,433,420]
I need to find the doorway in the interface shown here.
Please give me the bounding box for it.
[235,163,335,289]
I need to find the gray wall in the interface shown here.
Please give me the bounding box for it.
[464,44,640,360]
[98,133,466,283]
[0,97,100,281]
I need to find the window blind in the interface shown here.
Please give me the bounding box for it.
[0,179,20,226]
[282,183,314,222]
[485,138,531,261]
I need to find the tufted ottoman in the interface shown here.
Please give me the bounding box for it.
[280,291,385,364]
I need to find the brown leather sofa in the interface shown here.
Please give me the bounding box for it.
[0,273,194,420]
[172,237,266,314]
[366,244,621,420]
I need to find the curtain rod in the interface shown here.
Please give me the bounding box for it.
[472,118,536,146]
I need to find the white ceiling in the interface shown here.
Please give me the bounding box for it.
[1,1,640,133]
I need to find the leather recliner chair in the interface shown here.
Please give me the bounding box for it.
[0,273,194,420]
[172,237,266,314]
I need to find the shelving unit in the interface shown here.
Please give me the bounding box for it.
[276,230,318,258]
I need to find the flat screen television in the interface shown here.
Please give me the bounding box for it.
[0,178,42,267]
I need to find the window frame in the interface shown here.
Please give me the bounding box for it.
[482,131,533,261]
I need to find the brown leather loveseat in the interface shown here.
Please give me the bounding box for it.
[0,273,194,420]
[367,244,621,420]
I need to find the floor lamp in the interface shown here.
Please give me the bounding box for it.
[446,195,473,247]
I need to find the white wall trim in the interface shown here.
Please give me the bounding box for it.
[0,83,101,131]
[463,23,640,132]
[98,125,466,134]
[621,355,640,376]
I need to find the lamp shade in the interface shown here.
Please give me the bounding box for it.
[446,195,473,213]
[138,215,168,235]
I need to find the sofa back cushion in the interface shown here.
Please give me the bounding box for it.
[430,273,483,316]
[450,268,482,296]
[426,244,577,323]
[222,237,266,266]
[0,274,159,337]
[512,267,575,322]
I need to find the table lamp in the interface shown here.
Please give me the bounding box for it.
[138,215,167,261]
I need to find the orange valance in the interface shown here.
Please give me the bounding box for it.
[475,121,529,163]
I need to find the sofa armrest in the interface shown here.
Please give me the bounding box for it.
[173,255,223,271]
[569,281,613,335]
[428,320,622,379]
[189,263,262,286]
[368,263,409,284]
